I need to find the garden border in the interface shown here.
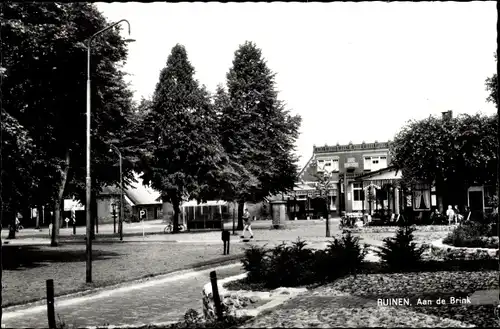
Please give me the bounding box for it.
[429,239,499,260]
[201,272,307,322]
[359,225,454,234]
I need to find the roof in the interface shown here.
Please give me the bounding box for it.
[125,173,162,206]
[355,166,401,181]
[294,183,316,191]
[100,185,121,195]
[99,173,162,206]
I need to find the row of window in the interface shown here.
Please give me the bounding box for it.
[317,155,388,172]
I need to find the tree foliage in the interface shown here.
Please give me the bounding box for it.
[313,171,334,219]
[485,52,497,107]
[390,113,498,205]
[219,41,301,228]
[1,2,135,243]
[140,44,228,232]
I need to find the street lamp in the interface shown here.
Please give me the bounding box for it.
[86,19,133,283]
[109,144,124,241]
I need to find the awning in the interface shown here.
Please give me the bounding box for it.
[181,200,228,207]
[362,179,401,189]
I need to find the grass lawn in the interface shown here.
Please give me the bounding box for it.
[2,241,244,307]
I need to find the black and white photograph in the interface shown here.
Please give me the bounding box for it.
[1,1,499,328]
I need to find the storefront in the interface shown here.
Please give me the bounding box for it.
[286,183,338,219]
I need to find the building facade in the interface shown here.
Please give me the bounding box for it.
[288,141,394,219]
[288,138,495,221]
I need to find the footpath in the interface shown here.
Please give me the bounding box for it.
[3,263,244,328]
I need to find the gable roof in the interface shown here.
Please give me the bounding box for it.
[99,173,162,206]
[125,173,162,205]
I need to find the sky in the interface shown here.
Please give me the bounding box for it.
[96,2,497,169]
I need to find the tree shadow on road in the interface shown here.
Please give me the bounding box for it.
[2,245,120,270]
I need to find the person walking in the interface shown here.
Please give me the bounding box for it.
[241,208,254,239]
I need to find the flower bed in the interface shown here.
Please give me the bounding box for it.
[429,239,499,261]
[241,270,498,328]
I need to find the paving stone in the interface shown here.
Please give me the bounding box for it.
[3,265,243,328]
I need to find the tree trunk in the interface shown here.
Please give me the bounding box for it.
[51,200,61,246]
[51,149,70,247]
[237,201,244,230]
[0,206,3,326]
[36,205,42,229]
[170,192,180,233]
[7,212,16,239]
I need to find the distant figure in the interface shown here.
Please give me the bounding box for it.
[49,223,53,237]
[241,208,254,239]
[430,208,441,224]
[15,214,21,231]
[446,205,455,226]
[453,205,462,224]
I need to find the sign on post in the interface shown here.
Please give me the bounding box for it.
[64,218,70,228]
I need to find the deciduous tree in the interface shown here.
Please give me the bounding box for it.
[390,113,498,210]
[1,2,134,245]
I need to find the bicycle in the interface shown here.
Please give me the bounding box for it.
[338,215,356,230]
[164,223,186,233]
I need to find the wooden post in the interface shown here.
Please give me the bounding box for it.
[46,279,56,329]
[209,271,223,321]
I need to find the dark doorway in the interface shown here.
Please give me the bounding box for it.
[468,191,483,212]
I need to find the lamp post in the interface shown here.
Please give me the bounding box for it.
[86,19,133,283]
[109,144,124,241]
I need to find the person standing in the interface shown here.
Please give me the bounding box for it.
[241,208,254,239]
[446,205,455,226]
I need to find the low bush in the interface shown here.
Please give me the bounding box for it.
[443,221,499,248]
[265,238,315,288]
[375,225,425,272]
[241,244,269,283]
[174,308,251,329]
[325,231,368,276]
[240,234,368,289]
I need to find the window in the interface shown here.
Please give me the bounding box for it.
[353,183,365,201]
[317,160,325,172]
[379,156,387,168]
[364,157,371,170]
[413,183,430,211]
[317,159,339,172]
[331,159,339,172]
[364,155,388,171]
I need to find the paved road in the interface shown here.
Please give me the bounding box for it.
[3,263,244,328]
[2,219,340,246]
[3,219,332,239]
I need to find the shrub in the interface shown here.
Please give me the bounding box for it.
[178,308,251,329]
[375,224,425,271]
[241,244,269,283]
[443,221,498,247]
[325,231,368,277]
[265,238,315,288]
